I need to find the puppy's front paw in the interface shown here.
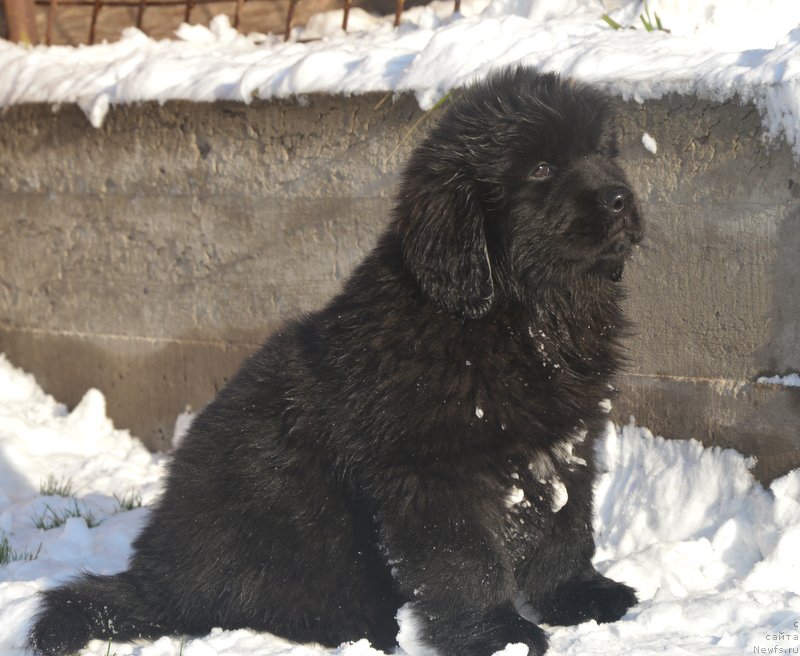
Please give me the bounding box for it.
[539,575,637,626]
[463,606,548,656]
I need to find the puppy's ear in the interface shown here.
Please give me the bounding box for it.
[395,177,494,319]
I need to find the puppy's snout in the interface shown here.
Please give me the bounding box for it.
[603,187,631,216]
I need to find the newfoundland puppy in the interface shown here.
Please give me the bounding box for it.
[29,66,643,656]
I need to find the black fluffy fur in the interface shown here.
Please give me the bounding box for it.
[29,67,643,656]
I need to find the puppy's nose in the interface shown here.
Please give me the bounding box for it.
[603,187,631,215]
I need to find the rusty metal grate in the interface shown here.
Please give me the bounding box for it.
[20,0,460,46]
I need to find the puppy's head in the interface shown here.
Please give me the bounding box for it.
[395,66,644,318]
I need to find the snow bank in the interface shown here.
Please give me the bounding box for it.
[0,352,799,655]
[3,0,800,157]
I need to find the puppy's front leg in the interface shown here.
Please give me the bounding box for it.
[373,474,548,656]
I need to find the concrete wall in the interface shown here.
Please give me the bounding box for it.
[0,92,798,481]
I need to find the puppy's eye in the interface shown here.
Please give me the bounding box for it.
[529,162,555,181]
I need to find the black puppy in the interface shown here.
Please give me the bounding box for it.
[29,66,642,656]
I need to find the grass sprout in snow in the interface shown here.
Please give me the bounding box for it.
[104,637,119,656]
[601,13,623,29]
[32,500,100,530]
[0,533,42,565]
[38,473,74,497]
[113,490,143,512]
[639,0,668,33]
[602,1,668,33]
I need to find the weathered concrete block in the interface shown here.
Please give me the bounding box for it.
[0,92,797,480]
[613,95,800,382]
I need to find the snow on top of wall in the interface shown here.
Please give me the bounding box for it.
[2,0,800,156]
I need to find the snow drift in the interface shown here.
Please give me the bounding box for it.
[0,353,798,655]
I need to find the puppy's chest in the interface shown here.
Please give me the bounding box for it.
[498,430,589,553]
[492,316,612,386]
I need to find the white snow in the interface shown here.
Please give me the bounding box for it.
[548,478,568,513]
[758,373,800,387]
[0,352,799,656]
[492,644,530,656]
[553,439,587,468]
[641,132,657,155]
[506,485,525,508]
[2,0,800,156]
